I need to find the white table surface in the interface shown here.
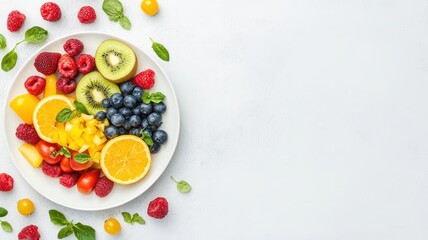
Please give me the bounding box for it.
[1,0,428,239]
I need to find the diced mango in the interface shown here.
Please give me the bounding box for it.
[19,143,43,168]
[93,135,102,145]
[81,114,94,121]
[70,126,83,138]
[44,74,57,98]
[68,142,79,151]
[92,152,101,163]
[75,138,85,147]
[83,134,95,143]
[78,144,90,153]
[86,119,98,127]
[58,130,67,146]
[85,126,97,135]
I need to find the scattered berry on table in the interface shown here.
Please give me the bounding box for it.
[58,54,78,79]
[119,81,135,94]
[0,173,14,192]
[95,111,107,121]
[16,123,41,145]
[7,10,26,32]
[94,176,114,198]
[147,112,162,126]
[56,76,76,94]
[40,2,62,22]
[63,39,84,56]
[41,161,62,178]
[153,130,168,144]
[78,6,96,24]
[153,102,166,114]
[59,172,80,188]
[18,225,40,240]
[141,0,160,16]
[104,125,119,139]
[110,113,125,127]
[147,197,168,219]
[17,198,35,216]
[123,95,138,108]
[34,52,61,75]
[24,76,46,96]
[132,69,155,90]
[149,142,161,153]
[76,54,95,74]
[104,217,121,235]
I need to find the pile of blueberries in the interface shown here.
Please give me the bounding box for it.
[94,81,168,153]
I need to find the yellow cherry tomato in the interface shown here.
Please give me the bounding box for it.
[104,218,121,235]
[17,198,35,216]
[141,0,159,16]
[9,93,40,124]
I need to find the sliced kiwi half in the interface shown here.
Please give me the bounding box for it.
[76,71,121,114]
[95,39,138,83]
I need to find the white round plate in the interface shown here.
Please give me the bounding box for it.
[3,32,180,211]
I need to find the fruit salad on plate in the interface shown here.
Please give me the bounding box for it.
[10,38,169,197]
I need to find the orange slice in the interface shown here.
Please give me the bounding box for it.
[33,95,74,143]
[100,135,151,185]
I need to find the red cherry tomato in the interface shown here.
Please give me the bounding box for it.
[60,157,73,173]
[77,169,100,194]
[70,152,93,171]
[35,141,62,164]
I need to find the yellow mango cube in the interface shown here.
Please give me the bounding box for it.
[78,144,90,153]
[68,142,79,151]
[70,126,83,138]
[19,143,43,168]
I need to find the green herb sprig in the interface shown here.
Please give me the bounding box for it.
[171,176,191,193]
[0,207,12,233]
[142,92,166,104]
[102,0,131,30]
[150,38,170,61]
[49,209,96,240]
[121,212,145,225]
[0,34,6,50]
[1,26,48,72]
[56,101,89,123]
[141,131,154,146]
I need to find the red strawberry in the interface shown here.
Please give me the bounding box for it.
[18,225,40,240]
[76,54,95,74]
[132,69,155,90]
[63,39,84,56]
[7,10,26,32]
[40,2,62,22]
[58,54,78,79]
[0,173,14,192]
[56,76,76,94]
[24,76,46,95]
[16,124,41,145]
[34,52,61,75]
[94,176,114,198]
[78,6,96,24]
[147,197,168,219]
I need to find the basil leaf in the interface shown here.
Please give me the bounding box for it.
[59,147,71,158]
[141,132,153,146]
[142,91,151,104]
[0,34,6,49]
[58,224,74,239]
[0,207,7,217]
[1,49,17,72]
[49,209,69,226]
[150,92,166,103]
[132,213,145,225]
[73,223,95,240]
[121,212,132,224]
[24,26,48,44]
[171,176,192,193]
[56,108,74,123]
[119,16,131,30]
[74,101,89,116]
[150,38,170,62]
[1,221,12,232]
[103,0,124,19]
[74,154,91,163]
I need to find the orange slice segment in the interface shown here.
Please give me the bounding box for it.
[33,95,74,143]
[100,135,151,185]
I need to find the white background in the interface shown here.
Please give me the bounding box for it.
[1,0,428,239]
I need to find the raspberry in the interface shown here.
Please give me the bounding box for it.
[132,69,155,90]
[78,6,96,24]
[7,10,26,32]
[24,76,46,95]
[63,39,84,57]
[147,197,168,219]
[58,54,78,79]
[16,124,41,145]
[18,225,40,240]
[34,52,61,75]
[0,173,14,192]
[94,176,114,198]
[41,161,62,177]
[76,54,95,74]
[40,2,62,22]
[56,76,77,94]
[59,172,80,188]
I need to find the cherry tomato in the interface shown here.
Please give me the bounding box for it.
[60,156,73,173]
[35,141,62,164]
[70,151,93,171]
[141,0,159,16]
[77,169,100,194]
[17,198,35,216]
[104,218,121,235]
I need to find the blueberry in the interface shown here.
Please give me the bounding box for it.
[110,93,124,108]
[106,107,118,119]
[153,130,168,144]
[132,106,141,116]
[95,111,106,121]
[119,107,133,119]
[149,124,160,132]
[123,95,138,108]
[153,102,167,114]
[118,127,126,135]
[104,126,119,139]
[123,121,132,131]
[132,87,143,100]
[139,103,153,115]
[129,128,142,137]
[119,81,135,94]
[142,128,152,137]
[147,113,162,126]
[150,143,161,154]
[141,118,149,129]
[102,98,111,108]
[110,113,125,127]
[129,115,142,127]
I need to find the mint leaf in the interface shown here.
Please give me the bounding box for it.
[102,0,124,19]
[150,38,170,61]
[74,101,89,116]
[119,16,131,30]
[1,49,17,72]
[141,132,153,146]
[49,209,69,226]
[0,207,7,217]
[0,34,6,50]
[74,154,91,163]
[56,108,74,123]
[73,223,95,240]
[1,221,12,232]
[58,224,74,239]
[142,92,151,104]
[121,212,132,224]
[59,147,71,158]
[24,26,48,44]
[132,213,145,225]
[171,176,192,193]
[150,92,166,103]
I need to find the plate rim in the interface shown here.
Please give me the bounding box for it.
[3,31,181,211]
